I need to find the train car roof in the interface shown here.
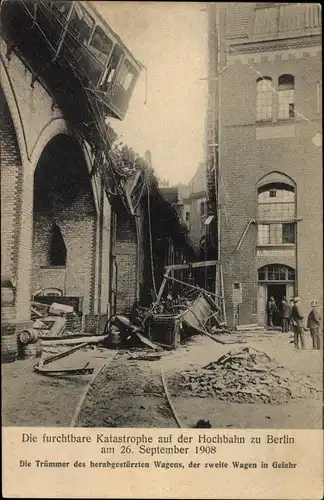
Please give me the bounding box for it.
[84,1,144,71]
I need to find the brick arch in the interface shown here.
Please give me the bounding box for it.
[31,128,101,212]
[29,119,70,173]
[258,263,295,276]
[256,171,296,189]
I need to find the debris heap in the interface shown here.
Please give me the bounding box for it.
[174,347,321,404]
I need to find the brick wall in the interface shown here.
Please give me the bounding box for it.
[1,41,112,331]
[32,189,97,315]
[0,92,21,292]
[0,41,65,162]
[1,44,68,323]
[114,210,138,314]
[220,49,322,326]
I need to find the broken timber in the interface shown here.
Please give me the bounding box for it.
[156,260,220,304]
[34,342,95,375]
[41,334,108,345]
[160,275,224,301]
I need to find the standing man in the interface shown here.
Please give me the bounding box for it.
[307,300,321,350]
[281,297,290,333]
[288,299,294,330]
[267,297,277,327]
[290,297,306,350]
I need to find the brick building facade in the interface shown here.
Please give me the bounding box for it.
[209,3,322,326]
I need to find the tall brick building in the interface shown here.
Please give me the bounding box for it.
[208,3,322,326]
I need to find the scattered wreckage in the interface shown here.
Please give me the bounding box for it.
[15,260,253,376]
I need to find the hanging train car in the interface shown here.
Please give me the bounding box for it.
[1,0,142,120]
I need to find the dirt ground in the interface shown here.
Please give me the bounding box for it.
[76,331,323,429]
[2,331,323,429]
[1,347,116,426]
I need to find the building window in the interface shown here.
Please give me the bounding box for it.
[256,77,273,121]
[257,182,296,245]
[258,265,295,282]
[185,211,190,224]
[50,224,67,266]
[198,200,207,217]
[278,74,295,119]
[282,222,295,243]
[258,224,270,245]
[88,26,113,66]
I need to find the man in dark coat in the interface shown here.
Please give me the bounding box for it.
[290,297,306,349]
[307,300,321,350]
[267,297,277,327]
[280,297,290,333]
[288,299,294,330]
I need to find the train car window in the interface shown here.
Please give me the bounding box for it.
[50,1,70,21]
[88,26,113,66]
[69,3,94,45]
[100,44,123,91]
[117,59,137,91]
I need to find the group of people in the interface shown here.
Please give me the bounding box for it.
[267,296,321,350]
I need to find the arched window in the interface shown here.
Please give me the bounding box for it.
[278,74,295,119]
[257,182,296,245]
[258,265,295,282]
[256,77,273,121]
[50,224,67,266]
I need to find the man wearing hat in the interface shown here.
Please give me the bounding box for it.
[307,300,321,350]
[290,297,306,349]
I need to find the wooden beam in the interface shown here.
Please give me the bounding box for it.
[165,260,219,272]
[163,274,225,299]
[156,267,171,303]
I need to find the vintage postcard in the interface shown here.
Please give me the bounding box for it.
[1,1,323,498]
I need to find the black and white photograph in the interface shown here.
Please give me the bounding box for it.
[1,0,322,435]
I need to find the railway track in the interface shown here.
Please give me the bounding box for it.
[69,349,185,428]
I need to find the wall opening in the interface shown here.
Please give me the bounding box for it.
[50,224,67,266]
[257,264,295,326]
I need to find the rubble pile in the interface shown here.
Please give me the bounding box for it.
[175,347,322,404]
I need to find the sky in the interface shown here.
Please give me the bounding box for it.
[93,1,208,185]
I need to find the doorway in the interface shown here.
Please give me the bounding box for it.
[257,265,295,326]
[267,284,286,327]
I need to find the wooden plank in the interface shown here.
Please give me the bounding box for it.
[165,260,219,271]
[182,320,227,345]
[38,342,90,368]
[41,334,108,345]
[236,323,258,331]
[134,331,161,351]
[156,267,171,303]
